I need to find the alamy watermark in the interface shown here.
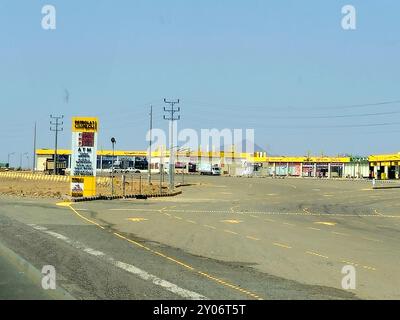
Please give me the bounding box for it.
[146,127,255,157]
[341,5,356,30]
[41,265,56,290]
[41,5,56,30]
[341,265,356,290]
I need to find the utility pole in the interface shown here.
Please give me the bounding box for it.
[50,115,64,175]
[148,105,153,184]
[163,98,180,190]
[32,122,37,173]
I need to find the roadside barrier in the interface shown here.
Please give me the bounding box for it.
[0,172,69,182]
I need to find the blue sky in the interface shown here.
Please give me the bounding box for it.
[1,1,400,166]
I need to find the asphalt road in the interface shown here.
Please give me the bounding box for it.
[1,175,399,300]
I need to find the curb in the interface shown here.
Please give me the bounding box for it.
[70,190,182,202]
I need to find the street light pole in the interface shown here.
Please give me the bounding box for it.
[111,137,116,196]
[148,105,153,184]
[33,122,37,173]
[7,152,15,169]
[20,152,28,170]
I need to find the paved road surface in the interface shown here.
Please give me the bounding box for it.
[1,176,399,299]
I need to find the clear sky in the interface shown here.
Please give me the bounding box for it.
[1,1,400,166]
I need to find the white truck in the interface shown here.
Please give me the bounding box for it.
[199,163,221,175]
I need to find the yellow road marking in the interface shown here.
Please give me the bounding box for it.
[246,236,260,241]
[314,221,337,226]
[67,204,105,230]
[65,204,263,300]
[56,201,73,207]
[197,271,262,300]
[306,251,329,259]
[273,242,292,249]
[224,229,239,235]
[221,220,242,224]
[363,265,377,271]
[126,218,148,222]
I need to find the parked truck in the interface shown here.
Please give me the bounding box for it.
[44,159,67,175]
[198,163,221,175]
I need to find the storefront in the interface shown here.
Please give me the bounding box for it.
[369,154,400,180]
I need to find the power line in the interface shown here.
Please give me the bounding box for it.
[251,121,400,129]
[50,115,64,175]
[183,98,400,111]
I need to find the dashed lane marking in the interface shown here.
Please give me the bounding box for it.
[314,222,337,226]
[29,224,207,300]
[332,231,349,236]
[221,220,242,224]
[62,204,264,300]
[273,242,292,249]
[341,259,376,271]
[306,251,329,259]
[107,208,400,219]
[224,230,239,235]
[72,205,380,275]
[126,218,148,222]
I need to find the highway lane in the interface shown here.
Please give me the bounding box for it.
[0,191,356,300]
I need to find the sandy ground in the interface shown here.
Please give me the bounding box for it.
[0,177,166,199]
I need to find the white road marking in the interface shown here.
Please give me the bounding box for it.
[107,208,400,218]
[84,248,105,256]
[114,261,206,300]
[28,224,207,300]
